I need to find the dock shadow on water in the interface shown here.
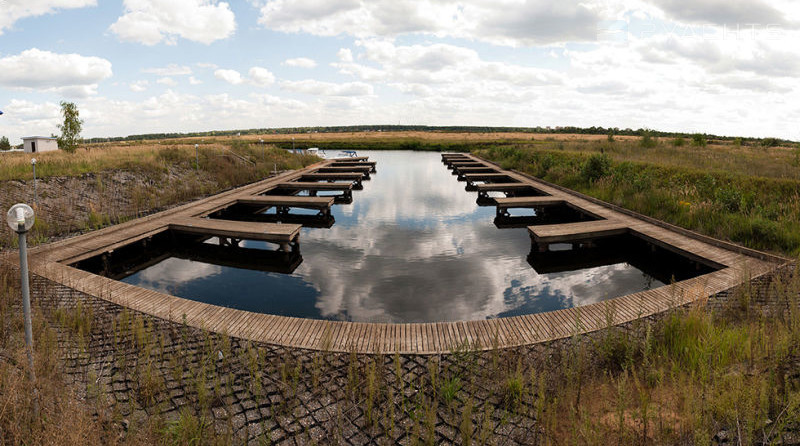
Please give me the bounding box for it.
[75,151,715,323]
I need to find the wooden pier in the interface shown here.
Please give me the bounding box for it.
[236,196,335,217]
[495,196,566,217]
[314,166,372,178]
[271,181,354,202]
[299,172,364,189]
[13,152,788,355]
[453,166,499,179]
[528,220,629,250]
[169,217,301,252]
[327,161,377,172]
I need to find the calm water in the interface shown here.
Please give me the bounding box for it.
[119,151,678,323]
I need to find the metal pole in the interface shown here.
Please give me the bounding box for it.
[32,163,37,205]
[17,224,39,416]
[195,144,199,170]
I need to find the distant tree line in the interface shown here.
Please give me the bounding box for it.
[82,125,796,147]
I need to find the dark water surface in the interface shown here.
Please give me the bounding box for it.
[117,151,703,322]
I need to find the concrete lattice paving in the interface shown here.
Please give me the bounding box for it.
[36,277,545,444]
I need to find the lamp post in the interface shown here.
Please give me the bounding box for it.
[195,144,199,171]
[292,137,295,153]
[30,158,37,205]
[6,203,38,415]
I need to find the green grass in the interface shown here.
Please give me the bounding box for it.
[474,141,800,255]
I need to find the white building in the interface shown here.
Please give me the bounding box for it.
[22,136,59,153]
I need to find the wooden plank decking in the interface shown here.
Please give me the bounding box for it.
[169,216,301,243]
[299,173,364,181]
[315,166,372,174]
[528,220,629,245]
[495,196,566,208]
[15,152,789,355]
[275,181,354,191]
[462,173,513,182]
[328,161,377,171]
[236,195,335,210]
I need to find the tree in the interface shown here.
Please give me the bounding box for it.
[57,101,83,153]
[0,136,10,151]
[691,133,707,147]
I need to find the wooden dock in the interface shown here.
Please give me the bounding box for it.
[454,166,499,179]
[15,152,789,355]
[327,161,377,172]
[274,181,354,191]
[169,217,301,251]
[299,173,364,189]
[236,196,335,217]
[314,166,372,178]
[495,196,566,216]
[528,220,629,249]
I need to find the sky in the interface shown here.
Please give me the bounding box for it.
[1,0,799,144]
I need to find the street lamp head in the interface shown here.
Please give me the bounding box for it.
[30,158,36,165]
[6,203,35,233]
[195,144,198,149]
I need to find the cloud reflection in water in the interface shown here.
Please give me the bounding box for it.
[122,151,665,322]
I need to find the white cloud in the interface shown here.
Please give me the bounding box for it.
[0,48,112,97]
[142,64,193,76]
[214,68,243,85]
[281,79,374,96]
[248,67,276,86]
[283,57,318,68]
[156,77,178,86]
[109,0,236,45]
[333,40,562,100]
[255,0,604,45]
[645,0,791,26]
[214,67,276,86]
[337,48,354,62]
[129,80,149,92]
[189,76,203,85]
[0,0,96,35]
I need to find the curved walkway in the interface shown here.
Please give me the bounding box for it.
[23,155,787,354]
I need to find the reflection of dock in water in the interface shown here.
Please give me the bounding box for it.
[172,242,303,275]
[527,235,718,284]
[98,237,304,280]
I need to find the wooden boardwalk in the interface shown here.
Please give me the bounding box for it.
[14,153,788,355]
[169,217,301,250]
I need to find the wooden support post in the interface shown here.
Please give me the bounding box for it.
[101,253,111,275]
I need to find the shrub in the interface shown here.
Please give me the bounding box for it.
[581,153,611,183]
[640,131,657,148]
[692,133,707,147]
[672,137,685,147]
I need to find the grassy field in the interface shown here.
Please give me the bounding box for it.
[0,140,318,182]
[469,138,800,256]
[0,141,319,249]
[0,131,798,444]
